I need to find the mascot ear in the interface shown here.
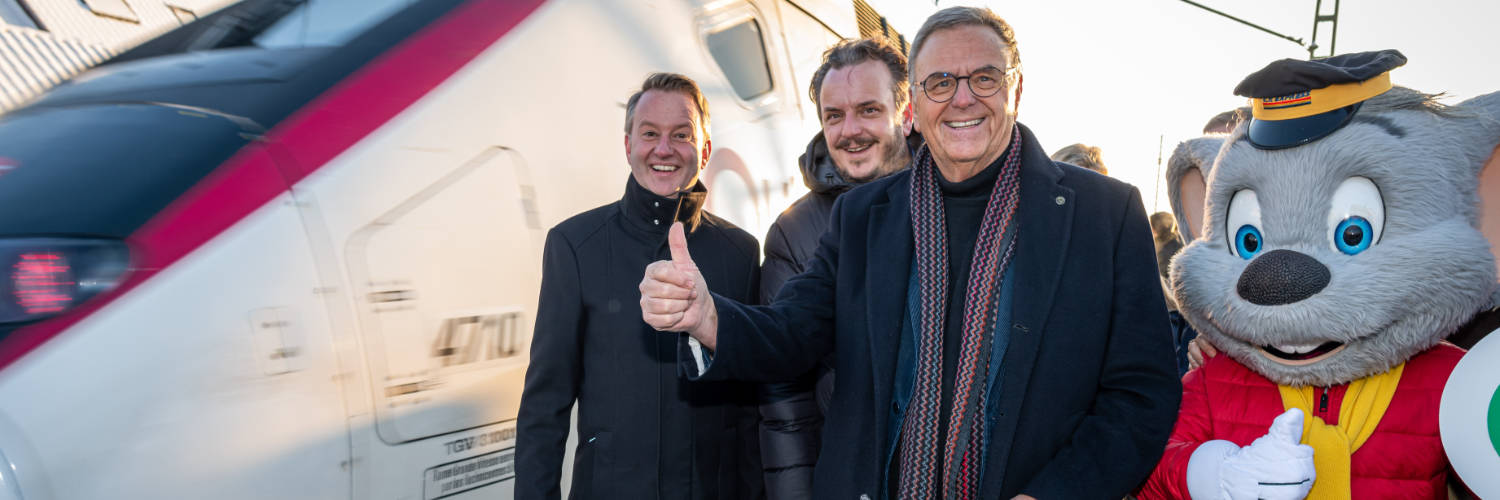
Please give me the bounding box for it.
[1166,137,1223,242]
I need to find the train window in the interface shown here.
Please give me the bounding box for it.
[706,18,773,101]
[254,0,416,48]
[0,0,39,30]
[0,104,252,237]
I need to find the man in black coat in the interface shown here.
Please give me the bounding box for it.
[517,73,763,500]
[757,37,919,500]
[641,8,1179,499]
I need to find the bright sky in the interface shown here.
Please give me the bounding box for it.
[871,0,1500,213]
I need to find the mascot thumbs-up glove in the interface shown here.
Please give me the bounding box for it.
[1137,50,1500,499]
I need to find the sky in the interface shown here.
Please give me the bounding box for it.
[870,0,1500,213]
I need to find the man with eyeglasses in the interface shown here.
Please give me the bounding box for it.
[639,7,1178,499]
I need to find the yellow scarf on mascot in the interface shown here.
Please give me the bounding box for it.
[1278,363,1405,500]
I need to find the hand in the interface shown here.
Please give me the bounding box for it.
[1187,336,1219,371]
[639,222,717,349]
[1010,495,1037,500]
[1219,409,1316,500]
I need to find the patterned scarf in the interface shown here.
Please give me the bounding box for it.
[897,127,1024,499]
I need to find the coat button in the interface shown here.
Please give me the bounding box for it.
[1054,195,1066,205]
[654,201,660,207]
[653,218,660,225]
[891,401,901,414]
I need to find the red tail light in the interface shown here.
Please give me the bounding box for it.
[0,239,129,325]
[13,252,76,315]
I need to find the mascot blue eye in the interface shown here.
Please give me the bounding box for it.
[1334,216,1374,255]
[1234,224,1263,259]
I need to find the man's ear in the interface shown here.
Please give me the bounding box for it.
[701,138,712,169]
[1010,73,1024,115]
[1167,137,1224,241]
[902,102,914,135]
[908,88,919,133]
[623,133,631,156]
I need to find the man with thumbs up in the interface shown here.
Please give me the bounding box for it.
[516,73,764,500]
[641,7,1179,500]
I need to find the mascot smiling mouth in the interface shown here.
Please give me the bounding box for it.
[1258,341,1345,364]
[1223,319,1395,367]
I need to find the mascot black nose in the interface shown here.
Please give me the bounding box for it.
[1236,249,1330,305]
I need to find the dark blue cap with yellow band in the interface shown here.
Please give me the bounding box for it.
[1233,50,1407,149]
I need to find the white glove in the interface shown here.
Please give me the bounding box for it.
[1185,408,1316,500]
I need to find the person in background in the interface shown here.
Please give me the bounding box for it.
[1049,142,1107,175]
[1150,211,1196,376]
[757,37,918,500]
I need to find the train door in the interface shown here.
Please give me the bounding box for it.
[290,142,545,499]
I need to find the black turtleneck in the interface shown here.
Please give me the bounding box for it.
[935,144,1012,469]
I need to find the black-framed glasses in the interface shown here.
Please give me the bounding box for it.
[920,65,1019,103]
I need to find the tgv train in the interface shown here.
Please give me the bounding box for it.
[0,0,906,497]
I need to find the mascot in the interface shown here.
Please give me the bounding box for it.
[1138,50,1500,499]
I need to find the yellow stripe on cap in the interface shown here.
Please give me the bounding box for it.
[1251,71,1392,121]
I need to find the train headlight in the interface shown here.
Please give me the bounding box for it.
[0,238,130,325]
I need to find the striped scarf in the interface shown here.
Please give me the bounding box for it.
[897,127,1024,500]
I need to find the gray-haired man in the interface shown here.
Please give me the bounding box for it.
[641,8,1179,499]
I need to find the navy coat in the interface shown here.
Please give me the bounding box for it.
[687,124,1181,499]
[518,177,764,500]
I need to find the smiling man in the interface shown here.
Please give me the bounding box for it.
[518,73,764,500]
[639,7,1180,499]
[756,37,917,500]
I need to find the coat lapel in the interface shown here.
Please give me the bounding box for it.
[866,176,912,426]
[984,125,1074,491]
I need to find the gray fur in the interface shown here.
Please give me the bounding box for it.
[1170,87,1500,386]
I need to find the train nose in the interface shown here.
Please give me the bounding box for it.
[1236,249,1330,305]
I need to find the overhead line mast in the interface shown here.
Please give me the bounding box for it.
[1177,0,1340,59]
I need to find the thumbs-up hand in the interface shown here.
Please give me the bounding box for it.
[1217,408,1317,500]
[640,222,718,349]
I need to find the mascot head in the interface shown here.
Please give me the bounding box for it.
[1169,50,1500,386]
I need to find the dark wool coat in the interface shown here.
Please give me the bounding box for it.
[516,176,763,500]
[757,131,923,500]
[689,124,1181,499]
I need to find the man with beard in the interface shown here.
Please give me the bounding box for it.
[757,37,918,500]
[517,73,763,500]
[639,7,1178,499]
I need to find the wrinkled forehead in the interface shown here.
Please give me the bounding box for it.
[911,25,1012,80]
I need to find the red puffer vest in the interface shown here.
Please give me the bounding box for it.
[1138,343,1464,500]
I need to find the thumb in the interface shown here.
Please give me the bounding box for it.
[1268,408,1305,444]
[668,222,697,271]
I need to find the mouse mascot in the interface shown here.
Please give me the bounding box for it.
[1136,50,1500,499]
